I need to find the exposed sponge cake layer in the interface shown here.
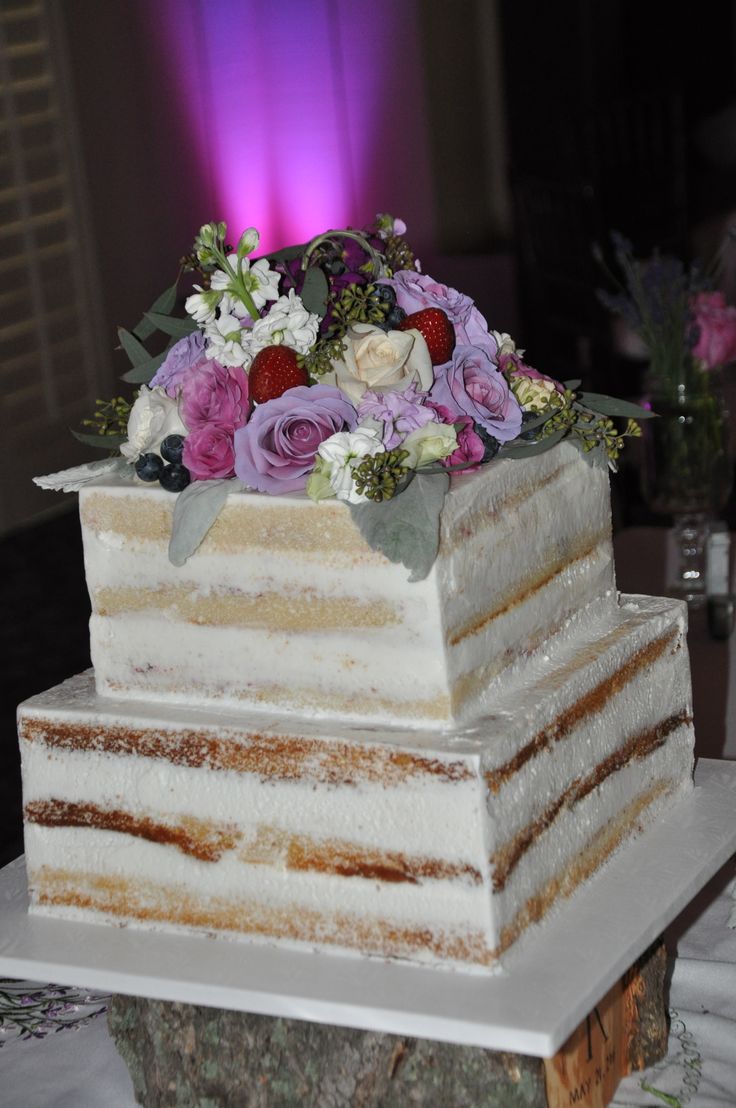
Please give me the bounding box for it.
[20,594,694,972]
[80,442,616,728]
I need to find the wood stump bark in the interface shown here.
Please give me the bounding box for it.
[108,941,668,1108]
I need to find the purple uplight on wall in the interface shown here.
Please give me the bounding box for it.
[149,0,434,253]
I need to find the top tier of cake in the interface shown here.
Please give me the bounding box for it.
[80,441,616,729]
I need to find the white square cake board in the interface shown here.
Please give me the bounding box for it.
[1,759,735,1059]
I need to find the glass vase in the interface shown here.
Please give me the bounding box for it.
[641,370,732,606]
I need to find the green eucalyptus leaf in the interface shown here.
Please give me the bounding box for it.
[144,311,198,339]
[499,426,567,459]
[133,281,179,340]
[264,243,307,265]
[121,350,167,384]
[348,471,450,582]
[117,327,150,367]
[577,392,655,419]
[169,479,240,566]
[563,378,582,391]
[300,265,329,318]
[71,429,127,450]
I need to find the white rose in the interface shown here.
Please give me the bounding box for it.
[324,323,433,404]
[120,386,187,461]
[317,426,383,503]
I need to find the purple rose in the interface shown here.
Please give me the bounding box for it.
[151,332,207,396]
[180,361,249,432]
[430,345,522,442]
[234,384,357,494]
[383,272,497,358]
[357,382,436,448]
[427,402,485,470]
[183,425,236,480]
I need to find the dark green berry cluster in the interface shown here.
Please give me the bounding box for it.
[298,337,348,378]
[352,448,410,502]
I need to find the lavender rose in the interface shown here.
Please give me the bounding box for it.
[180,361,249,431]
[151,332,207,396]
[234,384,357,494]
[383,271,497,358]
[430,345,522,442]
[183,425,237,480]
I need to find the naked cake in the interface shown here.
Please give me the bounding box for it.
[20,215,695,971]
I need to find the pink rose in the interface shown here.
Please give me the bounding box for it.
[427,401,485,470]
[183,425,237,480]
[383,271,497,358]
[690,291,736,368]
[180,361,250,431]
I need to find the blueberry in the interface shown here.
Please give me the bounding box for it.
[473,425,500,462]
[159,463,191,492]
[160,434,185,464]
[375,283,396,305]
[384,306,406,329]
[135,453,163,482]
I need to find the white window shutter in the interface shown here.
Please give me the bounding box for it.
[0,0,112,532]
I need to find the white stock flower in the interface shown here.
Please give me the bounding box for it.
[121,386,187,461]
[185,288,221,325]
[203,311,254,369]
[317,426,383,503]
[211,255,281,316]
[250,290,319,355]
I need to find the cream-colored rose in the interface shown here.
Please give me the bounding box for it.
[324,322,433,404]
[121,385,187,461]
[402,421,458,469]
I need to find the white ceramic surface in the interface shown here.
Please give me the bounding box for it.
[1,760,735,1058]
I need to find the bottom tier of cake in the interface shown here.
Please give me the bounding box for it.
[18,594,694,973]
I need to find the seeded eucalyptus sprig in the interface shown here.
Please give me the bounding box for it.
[297,336,348,378]
[81,396,133,438]
[352,448,411,502]
[328,283,391,336]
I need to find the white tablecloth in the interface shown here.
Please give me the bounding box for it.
[1,857,735,1108]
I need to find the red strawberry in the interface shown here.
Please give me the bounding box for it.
[249,346,308,404]
[398,307,456,365]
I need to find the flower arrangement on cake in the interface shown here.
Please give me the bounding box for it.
[38,215,647,578]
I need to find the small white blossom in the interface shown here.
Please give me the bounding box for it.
[250,290,319,355]
[121,386,187,461]
[210,255,281,316]
[185,288,221,325]
[203,311,254,369]
[317,426,383,503]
